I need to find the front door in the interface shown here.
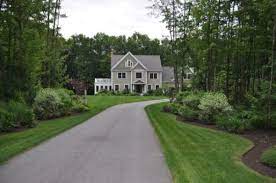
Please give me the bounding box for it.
[134,85,143,93]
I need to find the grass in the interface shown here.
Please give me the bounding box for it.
[145,103,275,183]
[261,146,276,168]
[0,95,164,164]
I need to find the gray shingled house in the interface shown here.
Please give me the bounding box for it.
[95,52,177,94]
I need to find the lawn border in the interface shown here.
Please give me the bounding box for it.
[145,102,275,182]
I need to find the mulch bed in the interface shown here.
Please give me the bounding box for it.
[175,115,276,178]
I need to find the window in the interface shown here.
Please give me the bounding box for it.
[100,86,104,90]
[126,60,133,67]
[115,85,119,91]
[148,85,152,91]
[96,86,99,92]
[105,86,108,90]
[125,85,129,90]
[187,74,191,79]
[150,73,158,79]
[136,72,142,79]
[118,72,126,79]
[156,85,160,90]
[109,86,112,90]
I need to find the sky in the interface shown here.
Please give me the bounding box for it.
[59,0,168,39]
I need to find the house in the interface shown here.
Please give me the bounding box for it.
[94,52,193,94]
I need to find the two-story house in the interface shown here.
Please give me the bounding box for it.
[94,51,197,94]
[95,52,165,94]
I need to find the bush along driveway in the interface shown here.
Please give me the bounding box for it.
[146,103,275,183]
[0,96,165,164]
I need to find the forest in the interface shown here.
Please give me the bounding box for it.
[0,0,275,131]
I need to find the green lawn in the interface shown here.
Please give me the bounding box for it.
[0,96,163,164]
[145,103,275,183]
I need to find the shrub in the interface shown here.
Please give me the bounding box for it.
[0,109,15,132]
[215,114,251,133]
[182,93,201,110]
[177,105,198,120]
[33,88,88,120]
[261,146,276,168]
[0,100,35,132]
[239,110,265,129]
[146,88,164,96]
[175,91,192,103]
[33,89,64,120]
[163,103,181,115]
[6,100,35,128]
[198,92,232,122]
[96,90,115,96]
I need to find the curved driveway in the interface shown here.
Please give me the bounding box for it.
[0,100,171,183]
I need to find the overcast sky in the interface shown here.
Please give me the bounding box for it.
[59,0,168,39]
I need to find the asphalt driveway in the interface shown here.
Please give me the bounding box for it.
[0,100,171,183]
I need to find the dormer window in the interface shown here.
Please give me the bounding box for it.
[126,59,133,67]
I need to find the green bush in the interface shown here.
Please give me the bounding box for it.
[177,105,198,120]
[33,88,64,120]
[0,108,15,132]
[0,101,35,132]
[198,92,232,122]
[163,103,181,115]
[7,101,35,128]
[239,110,265,129]
[96,90,114,96]
[182,93,201,110]
[146,88,164,96]
[261,146,276,168]
[33,88,88,120]
[175,91,192,103]
[215,114,251,133]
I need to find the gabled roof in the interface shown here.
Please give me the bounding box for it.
[111,52,163,71]
[134,80,145,84]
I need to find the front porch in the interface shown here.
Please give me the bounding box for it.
[132,80,146,94]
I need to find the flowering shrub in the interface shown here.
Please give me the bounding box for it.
[198,92,232,122]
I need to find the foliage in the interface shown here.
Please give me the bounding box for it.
[0,109,16,132]
[0,0,66,103]
[215,114,252,134]
[151,0,276,127]
[198,92,232,122]
[0,101,35,132]
[163,103,181,115]
[6,101,35,128]
[96,90,140,96]
[261,146,276,168]
[145,89,164,96]
[177,105,198,120]
[33,88,87,120]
